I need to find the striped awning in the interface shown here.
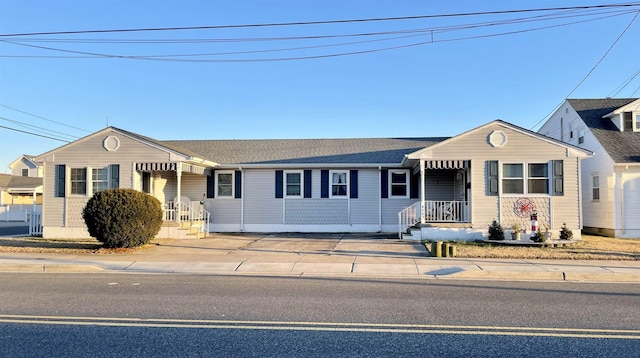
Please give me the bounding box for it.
[136,162,177,172]
[425,160,470,169]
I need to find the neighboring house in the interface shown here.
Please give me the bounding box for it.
[538,98,640,238]
[8,155,42,178]
[33,120,591,240]
[0,173,42,221]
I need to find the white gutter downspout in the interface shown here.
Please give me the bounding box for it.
[176,162,182,224]
[620,165,627,236]
[577,156,582,230]
[420,159,426,224]
[378,166,382,231]
[239,166,244,231]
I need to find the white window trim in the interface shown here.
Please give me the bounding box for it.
[592,174,600,201]
[500,161,551,197]
[634,113,640,132]
[388,169,410,199]
[91,166,109,195]
[329,170,349,199]
[215,170,235,199]
[284,170,303,198]
[69,167,88,196]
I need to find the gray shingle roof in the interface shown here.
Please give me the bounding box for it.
[162,137,449,165]
[567,98,640,163]
[0,174,42,189]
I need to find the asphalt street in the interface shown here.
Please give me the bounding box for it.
[0,222,28,237]
[0,273,638,357]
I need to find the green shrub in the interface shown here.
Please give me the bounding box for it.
[560,223,573,241]
[82,189,163,248]
[488,219,505,241]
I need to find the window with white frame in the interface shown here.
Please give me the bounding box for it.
[70,168,87,195]
[592,175,600,201]
[502,162,550,195]
[330,171,348,197]
[92,167,109,194]
[389,170,409,197]
[635,114,640,132]
[216,171,234,198]
[578,128,585,144]
[502,163,524,194]
[21,168,28,177]
[527,163,549,194]
[285,171,302,197]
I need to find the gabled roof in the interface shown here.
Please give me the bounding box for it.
[567,98,640,163]
[0,174,42,190]
[8,154,37,169]
[163,137,448,165]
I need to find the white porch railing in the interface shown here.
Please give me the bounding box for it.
[398,201,421,239]
[398,200,469,238]
[163,201,210,236]
[424,200,468,223]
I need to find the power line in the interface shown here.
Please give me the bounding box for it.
[0,116,79,140]
[531,9,640,131]
[0,10,632,62]
[0,125,70,142]
[0,104,92,133]
[1,3,639,37]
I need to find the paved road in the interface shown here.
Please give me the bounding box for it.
[1,273,638,357]
[0,222,28,237]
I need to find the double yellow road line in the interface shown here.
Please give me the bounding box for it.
[0,314,638,340]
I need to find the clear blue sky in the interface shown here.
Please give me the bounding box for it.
[1,1,639,173]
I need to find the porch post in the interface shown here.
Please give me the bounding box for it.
[420,159,426,224]
[176,162,182,224]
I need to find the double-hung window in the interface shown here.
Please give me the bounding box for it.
[501,163,550,195]
[70,168,87,195]
[330,171,348,197]
[92,167,109,194]
[216,171,234,198]
[527,163,549,194]
[502,164,524,194]
[285,171,302,198]
[592,175,600,201]
[389,170,409,198]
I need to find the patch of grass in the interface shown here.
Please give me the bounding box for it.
[447,235,640,260]
[0,237,156,254]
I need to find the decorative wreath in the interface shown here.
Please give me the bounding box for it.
[513,198,535,218]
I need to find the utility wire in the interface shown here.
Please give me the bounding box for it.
[531,10,640,131]
[0,125,70,142]
[0,11,631,62]
[1,3,638,37]
[0,116,79,140]
[0,104,92,133]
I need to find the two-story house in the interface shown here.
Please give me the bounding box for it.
[538,98,640,238]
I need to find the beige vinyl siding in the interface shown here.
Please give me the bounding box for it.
[181,173,206,202]
[350,170,379,225]
[243,170,283,224]
[425,170,455,200]
[425,123,582,230]
[40,128,190,230]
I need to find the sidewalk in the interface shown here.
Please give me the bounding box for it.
[0,233,639,283]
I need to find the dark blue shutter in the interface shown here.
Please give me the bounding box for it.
[381,169,388,198]
[350,170,358,198]
[275,170,283,198]
[487,161,499,196]
[235,170,242,198]
[110,164,120,189]
[55,165,65,197]
[321,170,329,198]
[304,170,312,198]
[553,160,564,196]
[206,170,214,198]
[410,171,419,199]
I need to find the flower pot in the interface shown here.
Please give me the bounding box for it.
[511,232,521,241]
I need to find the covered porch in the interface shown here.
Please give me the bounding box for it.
[399,159,471,238]
[135,161,212,238]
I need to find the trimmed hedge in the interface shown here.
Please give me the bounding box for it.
[82,189,163,248]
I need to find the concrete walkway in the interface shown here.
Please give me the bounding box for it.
[0,233,639,283]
